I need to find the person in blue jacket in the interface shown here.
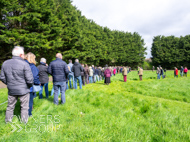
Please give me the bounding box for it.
[25,52,40,116]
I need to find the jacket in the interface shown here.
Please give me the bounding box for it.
[138,68,143,75]
[68,63,74,75]
[71,62,83,77]
[122,67,128,76]
[175,69,178,75]
[48,58,69,82]
[0,56,33,95]
[89,67,93,76]
[84,67,89,75]
[104,68,111,78]
[184,68,188,73]
[37,62,49,84]
[94,69,99,75]
[180,67,184,72]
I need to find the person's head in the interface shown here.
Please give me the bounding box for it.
[105,64,108,68]
[40,58,46,63]
[81,64,84,67]
[69,59,72,63]
[25,52,36,65]
[56,53,62,59]
[92,65,94,67]
[12,46,25,59]
[75,59,79,63]
[85,64,88,67]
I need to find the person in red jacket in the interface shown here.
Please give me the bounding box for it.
[184,67,188,77]
[104,65,111,85]
[174,67,178,78]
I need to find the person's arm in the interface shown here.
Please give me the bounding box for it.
[24,64,34,87]
[33,66,40,85]
[0,64,7,85]
[64,64,70,75]
[47,63,52,75]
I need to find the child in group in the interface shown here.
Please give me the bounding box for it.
[184,67,188,77]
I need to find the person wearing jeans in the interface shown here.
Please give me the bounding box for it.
[48,53,69,105]
[89,66,93,83]
[68,60,75,89]
[37,58,49,99]
[71,59,83,89]
[0,46,33,123]
[25,52,41,116]
[53,82,66,104]
[94,67,99,82]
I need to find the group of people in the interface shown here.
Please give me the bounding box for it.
[0,46,132,124]
[154,66,188,79]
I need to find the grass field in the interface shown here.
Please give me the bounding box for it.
[0,71,190,141]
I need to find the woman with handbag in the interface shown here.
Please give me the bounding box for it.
[25,52,41,116]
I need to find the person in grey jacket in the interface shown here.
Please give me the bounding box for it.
[37,58,49,99]
[0,46,33,123]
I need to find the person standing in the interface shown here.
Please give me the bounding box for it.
[72,59,83,89]
[0,46,33,123]
[67,60,75,89]
[180,66,184,77]
[174,67,178,78]
[152,66,155,72]
[138,67,143,81]
[84,64,89,84]
[48,53,69,105]
[184,67,188,77]
[81,64,86,86]
[113,68,116,76]
[89,66,93,83]
[94,67,99,82]
[37,58,49,99]
[157,67,161,79]
[160,67,164,79]
[122,66,128,82]
[104,65,112,85]
[25,52,41,116]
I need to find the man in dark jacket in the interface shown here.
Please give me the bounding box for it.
[94,67,99,82]
[37,58,49,99]
[0,46,33,123]
[48,53,69,105]
[71,59,83,89]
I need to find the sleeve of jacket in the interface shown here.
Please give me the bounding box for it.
[32,66,41,85]
[64,64,69,76]
[48,63,52,75]
[24,63,34,87]
[0,64,7,85]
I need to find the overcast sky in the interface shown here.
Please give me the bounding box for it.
[71,0,190,58]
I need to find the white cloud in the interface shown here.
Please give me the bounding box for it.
[72,0,190,58]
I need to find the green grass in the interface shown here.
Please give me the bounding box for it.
[0,71,190,141]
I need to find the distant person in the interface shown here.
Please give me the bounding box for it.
[160,67,164,79]
[84,64,89,84]
[92,65,95,83]
[94,67,99,82]
[81,64,86,86]
[98,67,102,81]
[174,67,178,78]
[152,66,155,72]
[89,66,93,83]
[104,65,112,85]
[48,53,69,105]
[113,68,116,76]
[180,66,184,77]
[25,52,41,116]
[0,46,33,123]
[184,67,188,77]
[37,58,49,99]
[72,59,83,89]
[117,66,120,74]
[138,67,143,81]
[157,67,161,79]
[67,59,75,89]
[122,66,128,82]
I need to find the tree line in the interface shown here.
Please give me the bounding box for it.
[151,35,190,69]
[0,0,146,68]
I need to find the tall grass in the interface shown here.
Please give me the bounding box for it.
[0,71,190,141]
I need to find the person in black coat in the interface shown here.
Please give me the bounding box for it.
[37,58,49,99]
[71,59,83,89]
